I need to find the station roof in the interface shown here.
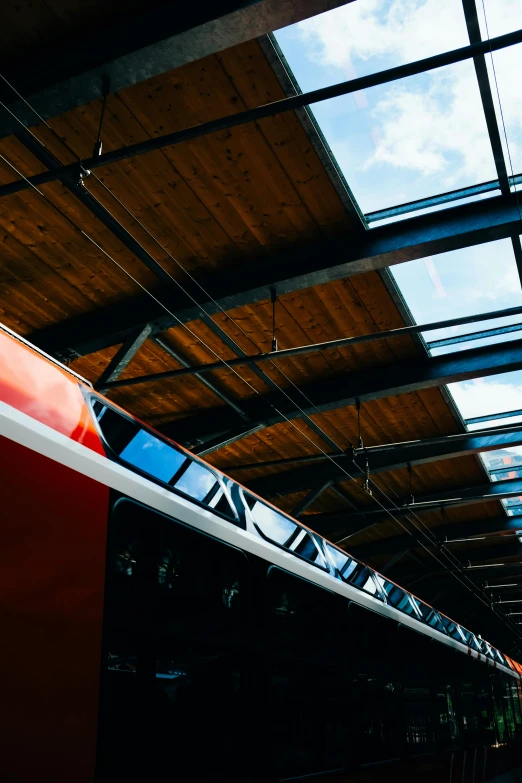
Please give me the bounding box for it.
[1,0,522,652]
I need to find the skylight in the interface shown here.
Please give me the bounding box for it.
[274,1,522,527]
[390,238,522,356]
[274,0,500,215]
[450,371,522,518]
[449,371,522,431]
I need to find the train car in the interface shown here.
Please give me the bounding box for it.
[1,321,521,783]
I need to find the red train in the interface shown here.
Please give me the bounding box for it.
[1,322,521,783]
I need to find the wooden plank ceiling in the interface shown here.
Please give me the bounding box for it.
[0,34,513,598]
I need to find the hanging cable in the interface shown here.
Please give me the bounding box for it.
[93,74,110,158]
[356,399,363,450]
[271,288,278,353]
[480,0,522,229]
[1,72,520,643]
[407,462,414,506]
[0,66,353,456]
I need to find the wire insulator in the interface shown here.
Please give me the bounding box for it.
[270,288,278,352]
[407,462,414,505]
[363,452,372,496]
[356,399,363,450]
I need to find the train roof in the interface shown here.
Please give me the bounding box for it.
[1,321,521,679]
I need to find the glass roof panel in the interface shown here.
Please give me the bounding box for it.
[477,2,522,186]
[276,0,469,83]
[274,3,498,214]
[449,370,522,430]
[482,43,522,180]
[482,448,522,480]
[478,0,521,38]
[390,238,522,353]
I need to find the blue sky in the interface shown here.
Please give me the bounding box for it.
[120,429,217,500]
[275,0,522,213]
[275,0,522,510]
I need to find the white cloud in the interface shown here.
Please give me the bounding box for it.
[297,0,466,71]
[449,377,522,421]
[362,67,495,181]
[295,0,522,182]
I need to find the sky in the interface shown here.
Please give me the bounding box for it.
[275,0,522,512]
[120,429,217,500]
[275,0,522,214]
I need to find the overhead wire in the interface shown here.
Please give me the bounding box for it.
[0,67,520,643]
[1,68,516,638]
[0,67,355,455]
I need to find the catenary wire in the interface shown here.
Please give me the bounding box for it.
[0,71,519,642]
[2,76,518,642]
[0,79,351,453]
[0,67,356,453]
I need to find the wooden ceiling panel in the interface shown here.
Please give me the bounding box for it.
[73,339,236,426]
[0,26,514,594]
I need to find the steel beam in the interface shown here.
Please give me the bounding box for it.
[94,324,153,389]
[152,336,250,421]
[466,408,522,425]
[0,1,352,139]
[304,476,522,537]
[99,303,522,390]
[462,0,510,194]
[365,173,522,224]
[1,29,521,200]
[380,549,410,574]
[426,320,522,350]
[155,336,522,449]
[12,129,175,287]
[29,191,522,361]
[292,481,333,518]
[406,558,522,577]
[348,518,522,560]
[196,313,343,455]
[245,422,522,498]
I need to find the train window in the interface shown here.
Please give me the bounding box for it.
[288,529,327,568]
[266,568,347,778]
[325,543,350,573]
[343,561,381,596]
[106,499,246,636]
[102,499,247,782]
[173,460,216,501]
[91,398,236,521]
[439,616,468,643]
[245,495,297,544]
[416,603,447,635]
[245,495,328,570]
[383,582,421,617]
[120,427,186,482]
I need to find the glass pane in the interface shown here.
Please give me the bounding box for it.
[440,616,467,643]
[482,448,522,480]
[275,12,496,214]
[483,43,522,181]
[449,370,522,430]
[391,239,522,356]
[249,499,297,544]
[479,0,521,37]
[383,581,419,616]
[325,542,350,573]
[477,0,522,183]
[120,428,187,483]
[174,460,217,501]
[290,531,327,567]
[276,0,469,81]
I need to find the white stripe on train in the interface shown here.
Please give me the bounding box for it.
[0,400,517,680]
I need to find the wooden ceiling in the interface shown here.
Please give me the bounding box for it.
[0,8,519,643]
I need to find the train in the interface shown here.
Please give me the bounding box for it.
[0,321,521,782]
